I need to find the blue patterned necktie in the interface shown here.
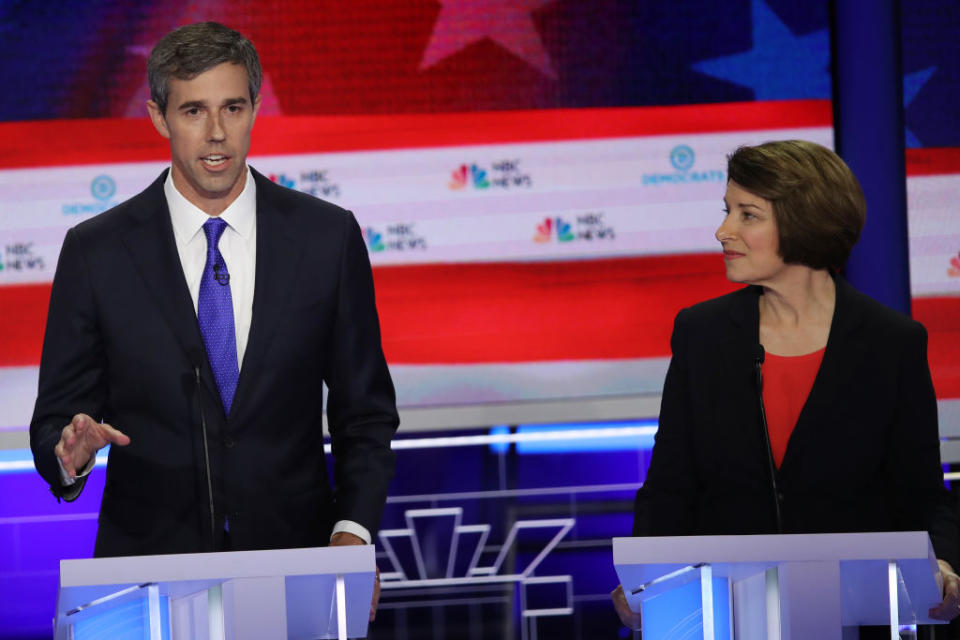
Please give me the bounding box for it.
[198,217,239,414]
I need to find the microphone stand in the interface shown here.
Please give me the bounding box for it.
[754,346,783,534]
[193,361,217,550]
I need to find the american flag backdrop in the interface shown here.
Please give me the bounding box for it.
[0,0,957,424]
[1,2,960,637]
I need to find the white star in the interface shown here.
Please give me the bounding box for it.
[420,0,558,78]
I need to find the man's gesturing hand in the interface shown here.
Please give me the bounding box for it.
[55,413,130,479]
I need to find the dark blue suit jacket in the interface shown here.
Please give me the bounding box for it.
[634,274,958,568]
[30,169,398,557]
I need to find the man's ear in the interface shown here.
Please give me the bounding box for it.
[251,93,263,124]
[146,100,171,140]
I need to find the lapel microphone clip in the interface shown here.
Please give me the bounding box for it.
[212,263,230,286]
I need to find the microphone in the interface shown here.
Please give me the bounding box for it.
[188,349,217,550]
[753,344,783,533]
[753,343,765,383]
[212,263,230,286]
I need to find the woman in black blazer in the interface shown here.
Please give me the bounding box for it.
[613,140,960,628]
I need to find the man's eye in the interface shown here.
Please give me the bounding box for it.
[186,108,200,116]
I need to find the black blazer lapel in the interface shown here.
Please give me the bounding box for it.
[719,291,761,395]
[120,172,217,395]
[230,170,306,420]
[718,286,770,459]
[780,274,869,472]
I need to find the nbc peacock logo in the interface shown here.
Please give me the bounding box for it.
[949,251,960,277]
[449,164,490,190]
[362,227,385,253]
[533,217,575,243]
[534,217,552,243]
[268,173,296,189]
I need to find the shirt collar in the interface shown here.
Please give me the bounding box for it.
[165,166,257,244]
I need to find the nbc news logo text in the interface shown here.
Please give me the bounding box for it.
[534,213,615,244]
[1,242,44,272]
[269,170,341,200]
[449,159,533,191]
[363,223,427,253]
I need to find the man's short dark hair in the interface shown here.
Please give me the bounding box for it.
[727,140,866,270]
[148,21,262,114]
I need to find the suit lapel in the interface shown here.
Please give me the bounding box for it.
[720,286,761,386]
[230,171,306,421]
[713,277,871,476]
[718,286,766,447]
[121,173,217,394]
[780,274,868,471]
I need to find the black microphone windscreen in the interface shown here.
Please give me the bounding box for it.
[753,344,765,364]
[187,348,206,372]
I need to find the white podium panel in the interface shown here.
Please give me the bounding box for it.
[56,545,376,640]
[614,531,945,639]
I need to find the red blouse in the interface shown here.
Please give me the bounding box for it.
[761,347,825,468]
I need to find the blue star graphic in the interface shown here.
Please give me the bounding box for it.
[903,66,936,148]
[690,0,830,100]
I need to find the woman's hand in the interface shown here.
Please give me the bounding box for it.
[611,584,642,630]
[929,559,960,620]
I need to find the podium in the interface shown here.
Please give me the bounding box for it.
[54,545,376,640]
[613,532,945,639]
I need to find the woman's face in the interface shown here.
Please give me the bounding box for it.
[715,180,786,285]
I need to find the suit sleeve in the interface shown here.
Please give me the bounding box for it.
[888,322,959,568]
[324,211,399,537]
[633,309,699,536]
[30,227,107,500]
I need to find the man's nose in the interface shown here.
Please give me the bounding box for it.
[207,113,226,141]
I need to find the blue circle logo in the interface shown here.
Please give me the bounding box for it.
[91,175,116,201]
[670,145,695,171]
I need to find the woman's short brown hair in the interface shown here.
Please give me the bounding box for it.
[726,140,866,270]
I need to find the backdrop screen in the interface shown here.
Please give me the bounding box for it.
[0,1,956,430]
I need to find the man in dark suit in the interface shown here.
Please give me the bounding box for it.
[29,20,397,584]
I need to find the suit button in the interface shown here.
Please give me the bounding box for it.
[224,436,236,449]
[777,492,785,501]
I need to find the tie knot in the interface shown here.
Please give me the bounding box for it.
[203,217,228,247]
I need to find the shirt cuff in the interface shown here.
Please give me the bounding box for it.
[57,454,96,486]
[331,520,371,544]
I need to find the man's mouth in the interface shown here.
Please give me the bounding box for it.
[201,155,228,167]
